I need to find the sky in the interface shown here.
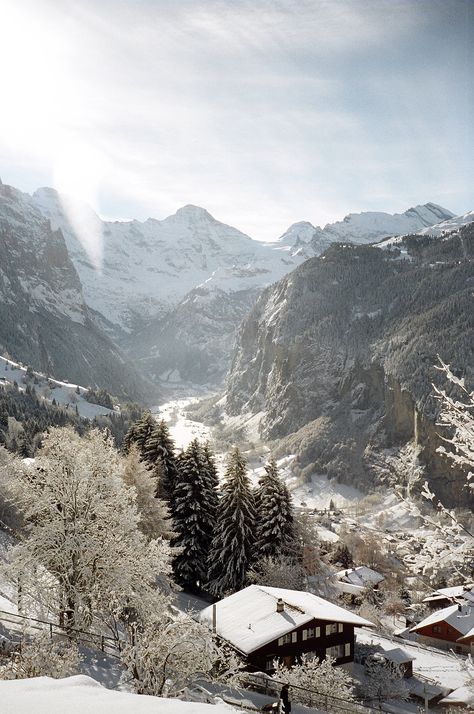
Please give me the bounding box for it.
[0,0,472,241]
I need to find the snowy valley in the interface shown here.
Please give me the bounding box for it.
[0,180,473,714]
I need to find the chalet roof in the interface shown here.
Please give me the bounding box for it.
[199,585,374,655]
[334,566,384,588]
[456,625,474,643]
[410,603,474,637]
[381,647,415,664]
[422,583,474,603]
[439,686,474,707]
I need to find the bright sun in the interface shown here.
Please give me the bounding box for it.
[0,1,107,271]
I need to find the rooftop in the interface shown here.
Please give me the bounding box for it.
[411,603,474,638]
[199,585,374,655]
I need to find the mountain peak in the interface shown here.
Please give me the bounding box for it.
[173,204,213,221]
[404,203,454,224]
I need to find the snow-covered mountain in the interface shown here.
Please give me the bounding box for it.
[224,223,474,507]
[0,182,457,387]
[33,188,300,336]
[33,189,455,336]
[273,203,455,256]
[0,182,151,400]
[418,209,474,236]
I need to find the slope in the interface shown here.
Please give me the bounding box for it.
[225,224,474,507]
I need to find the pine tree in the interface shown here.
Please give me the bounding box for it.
[172,439,218,590]
[207,448,255,597]
[202,442,219,516]
[255,458,296,561]
[142,420,179,503]
[124,412,155,454]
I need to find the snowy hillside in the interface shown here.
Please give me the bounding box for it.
[418,209,474,236]
[0,675,237,714]
[0,356,117,420]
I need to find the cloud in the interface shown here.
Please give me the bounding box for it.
[0,0,472,239]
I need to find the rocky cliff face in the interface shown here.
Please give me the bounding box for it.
[0,183,152,401]
[225,226,474,506]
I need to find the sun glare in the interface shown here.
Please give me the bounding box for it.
[54,142,109,273]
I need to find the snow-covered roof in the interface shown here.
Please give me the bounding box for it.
[457,625,474,643]
[199,585,374,655]
[335,566,384,588]
[381,647,415,664]
[439,685,474,707]
[411,604,474,637]
[423,582,474,603]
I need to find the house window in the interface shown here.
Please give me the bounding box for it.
[302,627,321,640]
[432,625,441,633]
[326,644,344,659]
[278,634,292,646]
[265,657,275,671]
[325,623,338,635]
[344,643,351,657]
[292,632,297,643]
[338,623,344,633]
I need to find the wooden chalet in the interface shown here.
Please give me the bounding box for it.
[411,603,474,655]
[199,584,374,672]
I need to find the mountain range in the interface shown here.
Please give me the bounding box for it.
[0,177,472,398]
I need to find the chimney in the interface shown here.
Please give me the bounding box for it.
[277,598,285,613]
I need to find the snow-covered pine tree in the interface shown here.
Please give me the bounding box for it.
[207,447,255,597]
[255,458,296,560]
[142,419,179,503]
[123,411,155,454]
[202,442,219,516]
[172,439,218,591]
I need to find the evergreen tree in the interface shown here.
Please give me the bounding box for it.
[172,439,218,590]
[255,458,296,561]
[123,412,155,454]
[142,420,179,503]
[201,442,219,516]
[207,448,255,597]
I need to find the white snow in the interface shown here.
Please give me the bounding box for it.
[0,675,237,714]
[199,585,374,655]
[0,356,116,421]
[356,629,471,692]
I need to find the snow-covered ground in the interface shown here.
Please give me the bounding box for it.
[0,356,117,420]
[356,628,471,692]
[153,396,213,451]
[0,675,238,714]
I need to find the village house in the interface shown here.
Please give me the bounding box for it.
[410,603,474,655]
[199,584,374,672]
[334,566,385,597]
[422,583,474,610]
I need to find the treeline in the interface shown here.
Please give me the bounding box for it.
[125,412,301,597]
[0,382,143,456]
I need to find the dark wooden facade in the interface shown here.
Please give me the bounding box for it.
[246,617,356,673]
[415,620,468,654]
